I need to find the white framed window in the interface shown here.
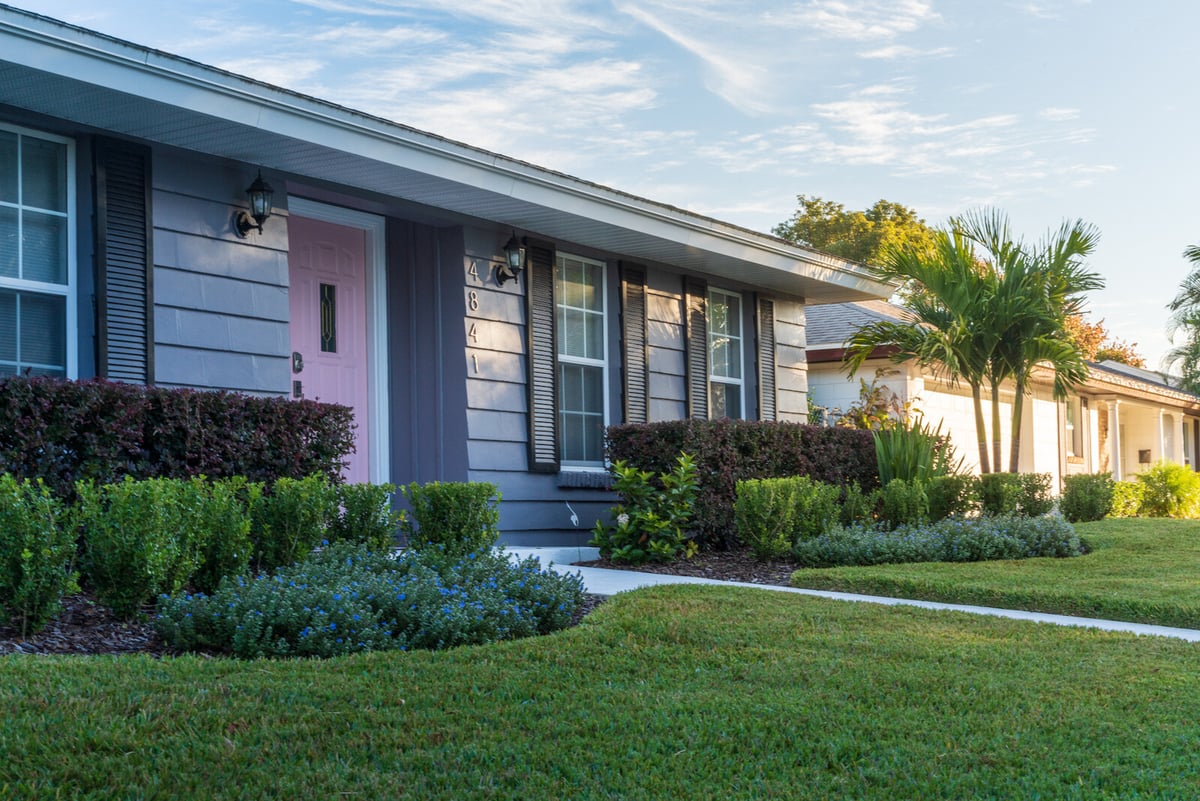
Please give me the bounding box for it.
[556,253,607,466]
[0,123,75,378]
[708,287,744,419]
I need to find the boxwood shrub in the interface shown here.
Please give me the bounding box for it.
[1059,472,1114,523]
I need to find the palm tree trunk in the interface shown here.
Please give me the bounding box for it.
[971,382,991,474]
[990,377,1003,473]
[1009,379,1026,473]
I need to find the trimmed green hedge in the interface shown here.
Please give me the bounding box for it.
[0,376,355,500]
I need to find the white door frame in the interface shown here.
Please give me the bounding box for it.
[288,197,389,483]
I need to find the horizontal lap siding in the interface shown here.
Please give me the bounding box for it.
[461,226,619,545]
[151,151,290,394]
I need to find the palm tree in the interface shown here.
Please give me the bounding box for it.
[1166,245,1200,393]
[844,227,998,472]
[846,209,1102,474]
[957,211,1101,472]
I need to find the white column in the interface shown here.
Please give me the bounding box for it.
[1109,401,1122,480]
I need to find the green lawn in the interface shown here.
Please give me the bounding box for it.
[791,517,1200,629]
[4,584,1200,799]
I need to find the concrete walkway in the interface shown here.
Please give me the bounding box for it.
[508,546,1200,643]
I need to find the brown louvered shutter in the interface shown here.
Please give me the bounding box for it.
[525,238,559,472]
[620,262,648,424]
[94,138,153,383]
[684,277,708,419]
[757,296,777,421]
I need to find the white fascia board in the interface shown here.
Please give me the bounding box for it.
[0,9,888,296]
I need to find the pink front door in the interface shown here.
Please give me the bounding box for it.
[288,215,370,484]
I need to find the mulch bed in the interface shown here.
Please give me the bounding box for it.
[576,548,797,587]
[0,593,170,657]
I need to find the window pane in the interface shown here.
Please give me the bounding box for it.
[725,294,741,331]
[561,363,582,410]
[21,136,67,212]
[728,335,742,378]
[22,211,68,284]
[711,336,729,376]
[581,412,604,463]
[0,206,16,279]
[21,292,66,369]
[0,290,14,362]
[710,296,729,335]
[560,412,580,462]
[710,382,741,420]
[563,308,586,357]
[583,364,603,413]
[563,265,584,309]
[585,311,604,360]
[0,131,16,203]
[581,262,600,311]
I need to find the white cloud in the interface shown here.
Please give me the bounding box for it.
[858,44,954,59]
[616,3,773,114]
[777,0,941,41]
[1039,107,1081,121]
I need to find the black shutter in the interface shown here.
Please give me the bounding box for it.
[757,296,776,421]
[684,277,708,419]
[94,138,153,383]
[620,262,648,424]
[525,238,559,472]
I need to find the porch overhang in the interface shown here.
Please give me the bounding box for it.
[0,6,890,304]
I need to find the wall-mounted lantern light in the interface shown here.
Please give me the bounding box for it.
[234,170,275,237]
[496,231,526,285]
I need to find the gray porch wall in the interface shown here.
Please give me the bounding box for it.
[151,150,290,393]
[386,220,470,487]
[461,225,615,546]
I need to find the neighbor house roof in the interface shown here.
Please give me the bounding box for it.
[0,4,892,304]
[805,300,910,349]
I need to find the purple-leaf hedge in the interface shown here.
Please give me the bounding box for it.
[0,377,355,499]
[606,419,877,548]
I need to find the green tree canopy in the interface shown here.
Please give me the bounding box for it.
[772,195,937,267]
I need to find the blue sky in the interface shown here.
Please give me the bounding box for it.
[18,0,1200,365]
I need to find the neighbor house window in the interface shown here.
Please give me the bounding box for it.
[0,124,74,377]
[556,253,607,466]
[1065,396,1083,458]
[708,288,743,419]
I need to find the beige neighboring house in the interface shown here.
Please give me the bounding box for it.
[806,301,1200,486]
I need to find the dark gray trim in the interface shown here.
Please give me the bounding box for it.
[757,296,777,421]
[526,237,559,472]
[557,471,613,489]
[93,136,153,383]
[619,261,648,424]
[684,276,708,419]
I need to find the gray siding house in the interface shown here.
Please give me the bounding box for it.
[0,6,890,544]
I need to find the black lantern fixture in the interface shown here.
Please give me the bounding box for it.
[234,170,275,237]
[497,231,526,285]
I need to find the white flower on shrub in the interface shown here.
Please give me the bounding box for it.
[617,513,630,527]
